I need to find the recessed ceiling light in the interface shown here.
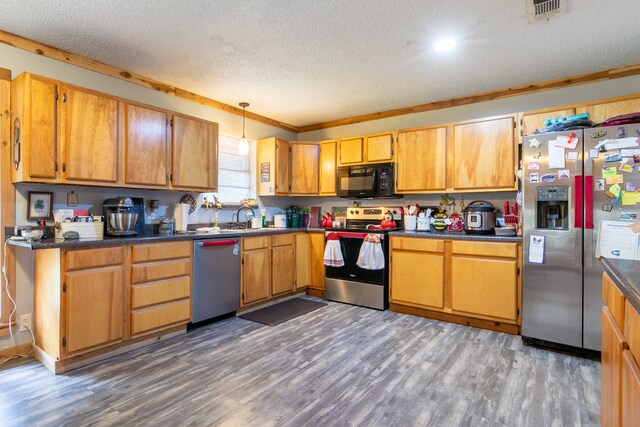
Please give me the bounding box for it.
[434,37,457,52]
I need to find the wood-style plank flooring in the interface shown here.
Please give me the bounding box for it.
[0,298,600,426]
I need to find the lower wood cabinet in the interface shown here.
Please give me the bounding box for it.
[307,232,326,292]
[389,237,521,332]
[241,233,299,307]
[601,271,640,426]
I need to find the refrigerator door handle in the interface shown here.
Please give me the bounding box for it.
[574,175,582,229]
[585,175,594,230]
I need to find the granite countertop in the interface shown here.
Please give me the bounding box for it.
[9,227,324,250]
[601,257,640,312]
[388,230,522,242]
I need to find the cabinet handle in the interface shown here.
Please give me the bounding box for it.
[55,162,58,172]
[62,93,67,102]
[62,163,66,172]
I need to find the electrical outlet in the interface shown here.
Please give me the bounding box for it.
[19,313,32,332]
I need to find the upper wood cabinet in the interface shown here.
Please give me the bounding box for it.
[520,108,576,137]
[11,73,119,184]
[171,113,218,191]
[123,103,169,187]
[290,142,319,195]
[395,126,447,193]
[337,132,393,166]
[319,140,337,196]
[452,115,516,191]
[577,95,640,124]
[257,137,290,196]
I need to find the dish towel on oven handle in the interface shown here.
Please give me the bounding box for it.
[323,232,345,267]
[357,233,385,270]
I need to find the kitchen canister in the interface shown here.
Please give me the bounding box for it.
[404,215,417,231]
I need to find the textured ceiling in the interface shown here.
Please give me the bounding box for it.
[1,1,639,127]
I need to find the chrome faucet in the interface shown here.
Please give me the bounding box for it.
[236,206,255,227]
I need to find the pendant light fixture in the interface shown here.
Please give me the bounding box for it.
[239,102,250,156]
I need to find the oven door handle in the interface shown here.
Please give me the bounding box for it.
[335,232,369,239]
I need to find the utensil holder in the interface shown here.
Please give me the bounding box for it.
[404,215,417,231]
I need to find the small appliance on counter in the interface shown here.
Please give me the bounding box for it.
[463,200,497,235]
[102,197,143,236]
[273,214,287,228]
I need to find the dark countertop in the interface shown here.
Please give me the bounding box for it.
[601,257,640,313]
[388,230,522,242]
[9,227,324,250]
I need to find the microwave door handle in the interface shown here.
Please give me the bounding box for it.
[372,168,378,194]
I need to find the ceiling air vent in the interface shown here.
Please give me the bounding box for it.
[526,0,566,23]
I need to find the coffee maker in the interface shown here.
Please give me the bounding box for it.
[103,197,140,236]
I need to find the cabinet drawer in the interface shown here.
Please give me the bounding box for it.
[132,241,191,262]
[451,241,517,258]
[244,236,270,250]
[131,276,191,309]
[272,233,295,247]
[131,259,191,284]
[603,272,626,329]
[391,237,444,253]
[66,246,124,270]
[131,299,190,335]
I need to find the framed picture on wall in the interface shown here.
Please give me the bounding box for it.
[27,191,53,221]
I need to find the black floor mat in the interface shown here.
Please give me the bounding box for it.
[239,298,327,326]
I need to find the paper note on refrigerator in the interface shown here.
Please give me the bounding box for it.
[596,221,639,260]
[602,166,617,178]
[602,137,639,150]
[622,191,640,206]
[554,135,579,149]
[548,140,565,169]
[528,235,545,264]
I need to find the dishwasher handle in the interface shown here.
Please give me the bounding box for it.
[197,239,238,247]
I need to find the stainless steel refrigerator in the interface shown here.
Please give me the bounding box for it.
[522,125,640,351]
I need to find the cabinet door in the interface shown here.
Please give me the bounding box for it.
[171,114,218,191]
[290,143,319,195]
[275,138,290,196]
[366,134,393,163]
[242,248,271,305]
[601,307,626,427]
[339,137,363,165]
[63,85,118,182]
[390,251,444,308]
[124,103,169,186]
[272,244,295,296]
[453,116,516,190]
[521,108,575,137]
[583,97,640,124]
[450,256,518,320]
[28,76,58,179]
[65,266,124,354]
[396,127,447,192]
[319,141,337,196]
[621,350,640,427]
[308,233,325,290]
[295,233,310,288]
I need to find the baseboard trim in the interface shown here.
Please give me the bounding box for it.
[389,303,520,335]
[0,341,34,360]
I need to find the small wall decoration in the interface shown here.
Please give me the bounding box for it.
[27,191,53,221]
[260,162,270,182]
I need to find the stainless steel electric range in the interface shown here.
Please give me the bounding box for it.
[324,206,402,310]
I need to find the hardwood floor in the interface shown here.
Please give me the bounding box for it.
[0,298,600,426]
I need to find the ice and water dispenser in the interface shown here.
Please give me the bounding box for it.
[536,186,569,230]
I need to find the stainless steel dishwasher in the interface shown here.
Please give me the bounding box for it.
[191,237,241,325]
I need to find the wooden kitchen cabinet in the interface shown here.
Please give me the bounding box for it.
[520,108,576,137]
[621,350,640,427]
[452,115,516,191]
[271,234,296,296]
[11,73,119,184]
[395,126,447,193]
[123,102,169,186]
[337,132,393,166]
[390,238,445,309]
[257,137,290,196]
[171,113,218,191]
[601,306,627,427]
[34,246,126,361]
[241,236,272,306]
[308,232,326,292]
[130,241,192,336]
[290,142,319,195]
[319,140,337,196]
[577,95,640,124]
[450,241,518,321]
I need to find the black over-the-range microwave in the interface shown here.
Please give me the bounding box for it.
[336,162,399,198]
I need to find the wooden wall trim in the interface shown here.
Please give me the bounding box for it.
[0,30,298,133]
[297,63,640,133]
[0,67,10,81]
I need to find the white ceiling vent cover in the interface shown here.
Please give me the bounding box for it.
[526,0,566,23]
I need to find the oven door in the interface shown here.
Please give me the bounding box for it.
[324,232,385,285]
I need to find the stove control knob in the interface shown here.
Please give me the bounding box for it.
[349,210,354,215]
[355,210,360,214]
